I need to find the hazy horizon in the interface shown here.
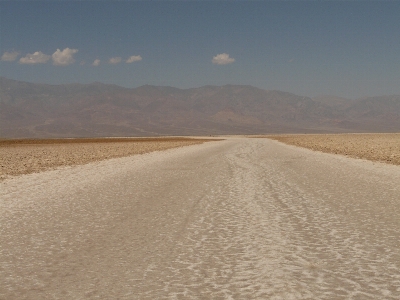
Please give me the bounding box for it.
[1,1,399,99]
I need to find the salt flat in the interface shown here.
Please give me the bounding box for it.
[0,137,209,179]
[1,137,400,299]
[266,133,400,165]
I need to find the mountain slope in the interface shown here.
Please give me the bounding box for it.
[1,77,399,138]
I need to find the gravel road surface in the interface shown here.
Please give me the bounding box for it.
[1,138,400,299]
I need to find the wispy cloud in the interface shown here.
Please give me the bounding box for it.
[1,51,19,62]
[109,57,122,64]
[126,55,142,63]
[92,59,100,66]
[52,48,78,66]
[212,53,235,65]
[19,51,51,64]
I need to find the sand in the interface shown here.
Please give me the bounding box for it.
[264,133,400,166]
[0,137,214,180]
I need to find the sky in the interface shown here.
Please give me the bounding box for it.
[0,0,399,99]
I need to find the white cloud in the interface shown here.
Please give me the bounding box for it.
[126,55,142,63]
[92,59,100,66]
[52,48,78,66]
[19,51,51,64]
[212,53,235,65]
[1,51,19,62]
[109,57,122,64]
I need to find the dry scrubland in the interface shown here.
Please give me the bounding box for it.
[0,137,211,180]
[266,133,400,166]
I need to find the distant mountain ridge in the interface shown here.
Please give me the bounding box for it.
[1,77,399,138]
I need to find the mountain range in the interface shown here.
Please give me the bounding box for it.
[1,76,399,138]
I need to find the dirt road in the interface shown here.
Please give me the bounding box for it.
[1,138,400,299]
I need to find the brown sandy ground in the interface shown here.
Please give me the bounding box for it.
[263,133,400,166]
[0,137,217,180]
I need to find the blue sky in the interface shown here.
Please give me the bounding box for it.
[1,1,399,99]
